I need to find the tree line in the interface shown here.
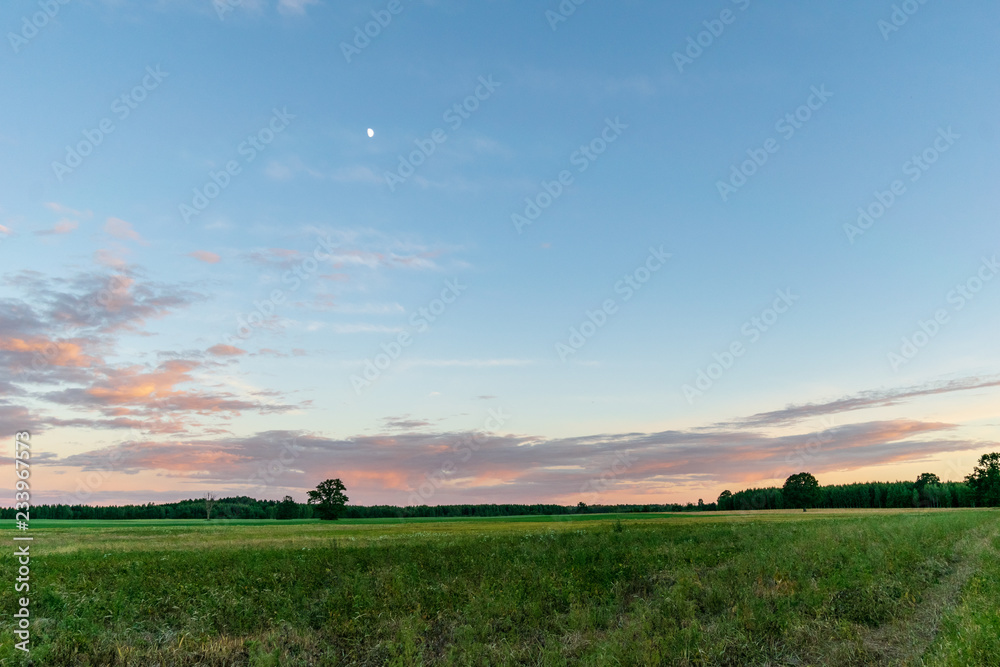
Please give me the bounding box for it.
[1,499,711,521]
[719,453,1000,511]
[0,496,315,521]
[717,479,976,512]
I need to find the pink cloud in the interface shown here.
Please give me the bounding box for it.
[188,250,221,264]
[35,218,78,236]
[44,202,91,218]
[0,268,302,439]
[0,337,94,367]
[207,344,246,357]
[46,418,995,506]
[104,217,147,244]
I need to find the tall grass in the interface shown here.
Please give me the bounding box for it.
[0,510,994,665]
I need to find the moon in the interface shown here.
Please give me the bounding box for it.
[367,128,374,138]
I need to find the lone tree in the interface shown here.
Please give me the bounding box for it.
[783,472,820,512]
[965,453,1000,507]
[276,495,298,520]
[204,492,217,521]
[307,479,349,520]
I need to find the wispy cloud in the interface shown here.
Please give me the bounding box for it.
[515,67,667,100]
[207,344,246,357]
[319,302,404,315]
[329,323,405,334]
[729,376,1000,428]
[401,359,535,368]
[44,202,91,218]
[277,0,319,15]
[104,217,148,245]
[264,161,296,181]
[330,166,383,184]
[35,218,78,236]
[244,228,462,274]
[188,250,221,264]
[382,416,433,430]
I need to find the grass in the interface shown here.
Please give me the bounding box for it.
[0,509,996,665]
[922,527,1000,666]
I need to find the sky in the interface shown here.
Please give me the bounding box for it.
[1,0,999,507]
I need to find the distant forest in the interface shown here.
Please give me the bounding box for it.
[717,479,979,512]
[6,497,696,521]
[2,477,991,521]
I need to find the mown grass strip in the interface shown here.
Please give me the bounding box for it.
[921,519,1000,666]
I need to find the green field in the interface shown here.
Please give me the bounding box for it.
[2,509,998,665]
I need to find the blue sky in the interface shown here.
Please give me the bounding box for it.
[2,0,999,506]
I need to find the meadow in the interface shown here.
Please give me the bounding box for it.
[1,509,997,666]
